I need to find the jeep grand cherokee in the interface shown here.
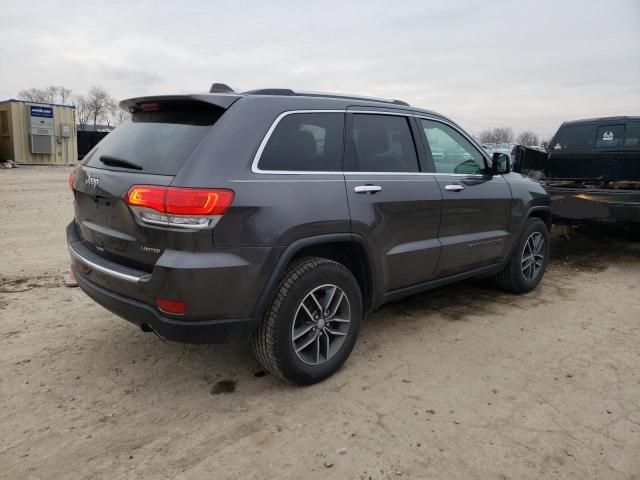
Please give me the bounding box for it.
[67,85,551,385]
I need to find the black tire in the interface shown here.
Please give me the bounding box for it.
[496,217,550,294]
[252,257,362,385]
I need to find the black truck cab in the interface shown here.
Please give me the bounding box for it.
[514,116,640,223]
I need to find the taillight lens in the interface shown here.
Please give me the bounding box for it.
[165,188,234,215]
[125,185,234,229]
[69,171,76,192]
[156,297,187,315]
[127,186,166,212]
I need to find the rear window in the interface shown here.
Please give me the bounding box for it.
[595,124,625,149]
[551,124,597,152]
[82,101,223,175]
[346,114,419,172]
[258,112,344,171]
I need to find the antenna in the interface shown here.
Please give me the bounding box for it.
[209,83,235,93]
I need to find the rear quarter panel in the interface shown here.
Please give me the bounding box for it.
[171,95,352,247]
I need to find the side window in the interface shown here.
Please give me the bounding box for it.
[595,124,625,149]
[258,113,344,171]
[420,119,484,174]
[346,114,419,172]
[624,122,640,149]
[551,125,597,152]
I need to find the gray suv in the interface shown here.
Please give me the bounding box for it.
[67,86,551,385]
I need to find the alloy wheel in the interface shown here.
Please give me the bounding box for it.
[291,284,351,366]
[521,232,545,281]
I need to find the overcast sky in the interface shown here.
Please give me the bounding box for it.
[1,0,638,138]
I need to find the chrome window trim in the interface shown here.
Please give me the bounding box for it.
[251,109,492,176]
[251,110,346,175]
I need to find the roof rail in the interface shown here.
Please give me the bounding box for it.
[242,88,410,107]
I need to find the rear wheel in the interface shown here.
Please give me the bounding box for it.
[252,257,362,385]
[496,217,550,293]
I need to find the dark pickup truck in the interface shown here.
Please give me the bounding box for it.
[514,116,640,224]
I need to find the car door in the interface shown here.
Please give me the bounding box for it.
[417,117,512,278]
[344,111,442,294]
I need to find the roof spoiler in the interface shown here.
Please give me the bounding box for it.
[120,93,241,112]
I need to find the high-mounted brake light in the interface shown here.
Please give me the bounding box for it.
[69,171,76,192]
[139,102,160,111]
[125,185,234,229]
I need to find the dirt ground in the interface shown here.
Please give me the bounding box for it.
[1,166,639,480]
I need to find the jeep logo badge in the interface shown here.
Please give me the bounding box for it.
[85,174,99,189]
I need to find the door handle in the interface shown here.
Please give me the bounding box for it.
[354,185,382,194]
[444,184,465,192]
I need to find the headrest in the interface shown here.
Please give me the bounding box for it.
[289,130,317,159]
[357,127,389,155]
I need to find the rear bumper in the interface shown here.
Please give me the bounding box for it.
[74,269,260,343]
[550,188,640,223]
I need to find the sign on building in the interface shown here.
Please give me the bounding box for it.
[28,104,54,154]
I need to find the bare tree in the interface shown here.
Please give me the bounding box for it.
[112,108,131,126]
[73,94,91,130]
[479,127,515,144]
[54,86,72,105]
[18,86,73,104]
[493,127,514,144]
[85,86,117,129]
[516,131,540,146]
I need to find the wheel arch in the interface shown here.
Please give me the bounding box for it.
[503,206,552,263]
[526,206,552,230]
[252,234,376,318]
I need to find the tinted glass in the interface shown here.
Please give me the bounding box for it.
[346,114,419,172]
[420,119,484,174]
[258,113,344,171]
[551,124,597,152]
[595,124,625,149]
[624,122,640,149]
[83,102,222,175]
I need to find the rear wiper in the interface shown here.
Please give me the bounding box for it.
[99,155,143,170]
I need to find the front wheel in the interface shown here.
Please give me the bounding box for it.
[496,217,550,293]
[252,257,362,385]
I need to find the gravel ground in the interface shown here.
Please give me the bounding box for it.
[1,166,639,480]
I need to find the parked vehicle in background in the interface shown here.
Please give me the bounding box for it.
[514,116,640,224]
[67,85,551,385]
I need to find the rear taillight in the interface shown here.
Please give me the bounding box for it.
[165,188,234,215]
[69,171,76,192]
[126,185,234,229]
[127,186,165,212]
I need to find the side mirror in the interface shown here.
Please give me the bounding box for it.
[491,152,511,174]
